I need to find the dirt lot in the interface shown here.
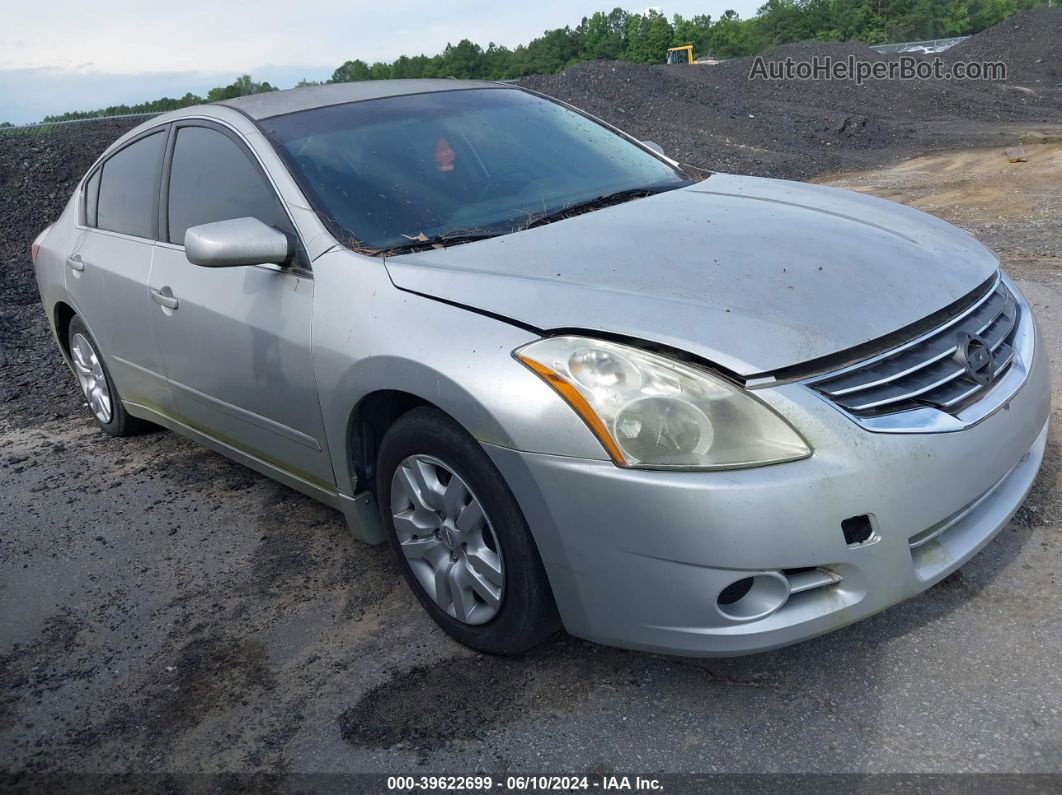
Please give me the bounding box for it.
[1,142,1060,782]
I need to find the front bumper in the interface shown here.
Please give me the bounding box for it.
[486,294,1051,657]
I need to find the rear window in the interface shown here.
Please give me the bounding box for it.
[96,131,165,239]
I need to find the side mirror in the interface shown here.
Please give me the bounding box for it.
[184,217,292,268]
[642,140,665,156]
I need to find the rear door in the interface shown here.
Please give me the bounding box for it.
[147,120,335,490]
[67,127,172,412]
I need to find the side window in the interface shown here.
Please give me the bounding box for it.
[96,132,165,238]
[167,126,293,246]
[84,168,101,227]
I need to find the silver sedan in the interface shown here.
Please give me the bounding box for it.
[32,80,1050,656]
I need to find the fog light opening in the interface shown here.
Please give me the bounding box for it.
[716,572,790,622]
[717,577,753,605]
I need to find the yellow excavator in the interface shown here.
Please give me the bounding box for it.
[665,45,694,64]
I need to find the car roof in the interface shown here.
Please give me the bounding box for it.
[216,79,506,120]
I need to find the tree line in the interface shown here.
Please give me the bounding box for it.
[31,0,1048,124]
[37,75,281,123]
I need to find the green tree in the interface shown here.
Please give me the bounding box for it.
[672,14,713,55]
[437,39,485,78]
[623,9,674,62]
[368,61,393,80]
[707,10,756,57]
[525,27,583,73]
[580,9,628,60]
[758,0,817,45]
[645,12,675,60]
[483,43,517,79]
[205,74,275,101]
[331,59,371,82]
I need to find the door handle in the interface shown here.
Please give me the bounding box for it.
[150,287,179,310]
[66,255,85,272]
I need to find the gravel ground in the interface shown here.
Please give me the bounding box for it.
[2,11,1061,786]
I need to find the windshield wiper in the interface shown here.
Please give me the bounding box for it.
[376,184,683,255]
[378,230,501,256]
[521,186,676,231]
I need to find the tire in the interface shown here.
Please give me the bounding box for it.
[376,407,560,654]
[67,315,152,437]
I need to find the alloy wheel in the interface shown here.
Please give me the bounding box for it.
[390,454,505,625]
[70,332,112,424]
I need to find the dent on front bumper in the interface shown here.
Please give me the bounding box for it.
[486,298,1051,657]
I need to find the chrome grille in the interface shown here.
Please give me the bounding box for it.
[808,279,1019,418]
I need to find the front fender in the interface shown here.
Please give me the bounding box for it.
[310,250,609,496]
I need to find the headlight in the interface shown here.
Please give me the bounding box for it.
[515,336,811,470]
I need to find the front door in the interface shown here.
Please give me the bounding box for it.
[147,121,335,491]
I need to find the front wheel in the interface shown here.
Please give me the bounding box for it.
[376,407,560,654]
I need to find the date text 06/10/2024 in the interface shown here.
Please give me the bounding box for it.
[385,775,664,791]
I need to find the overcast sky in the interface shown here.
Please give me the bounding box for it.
[0,1,761,123]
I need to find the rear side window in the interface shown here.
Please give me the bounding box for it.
[167,126,292,245]
[84,168,101,227]
[96,131,165,239]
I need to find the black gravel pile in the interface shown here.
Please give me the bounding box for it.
[521,9,1062,179]
[713,33,1060,123]
[0,119,139,421]
[946,7,1062,90]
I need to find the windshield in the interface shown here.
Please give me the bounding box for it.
[260,87,692,252]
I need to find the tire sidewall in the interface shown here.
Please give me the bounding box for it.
[376,408,557,653]
[67,316,125,435]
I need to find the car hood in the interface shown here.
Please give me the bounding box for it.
[384,173,998,376]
